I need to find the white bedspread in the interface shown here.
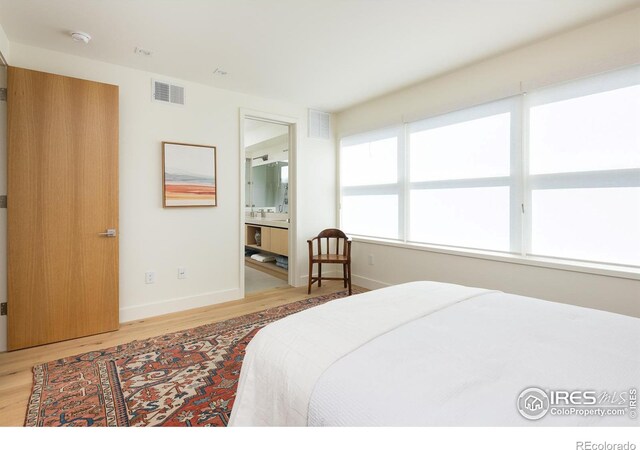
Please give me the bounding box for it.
[229,281,494,426]
[308,292,640,426]
[230,281,640,426]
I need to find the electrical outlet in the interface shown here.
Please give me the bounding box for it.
[178,267,187,279]
[368,254,374,265]
[145,271,156,284]
[1,302,6,316]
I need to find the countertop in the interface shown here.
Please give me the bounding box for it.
[245,218,289,229]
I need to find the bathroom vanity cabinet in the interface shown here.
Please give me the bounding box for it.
[246,223,289,257]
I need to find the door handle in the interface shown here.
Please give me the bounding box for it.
[98,228,117,237]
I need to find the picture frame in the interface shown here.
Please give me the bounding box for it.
[162,142,217,207]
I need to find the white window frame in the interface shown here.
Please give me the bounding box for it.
[523,66,640,265]
[340,126,404,240]
[406,97,523,253]
[338,65,640,278]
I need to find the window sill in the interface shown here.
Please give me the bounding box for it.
[350,236,640,281]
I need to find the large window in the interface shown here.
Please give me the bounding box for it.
[527,69,640,266]
[340,128,402,239]
[339,66,640,269]
[408,100,517,252]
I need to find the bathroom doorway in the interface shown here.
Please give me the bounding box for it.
[240,113,296,295]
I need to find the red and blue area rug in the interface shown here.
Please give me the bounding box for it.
[26,290,355,427]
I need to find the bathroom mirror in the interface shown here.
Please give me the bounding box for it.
[249,161,288,211]
[244,119,289,213]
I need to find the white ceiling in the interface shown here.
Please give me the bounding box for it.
[0,0,638,112]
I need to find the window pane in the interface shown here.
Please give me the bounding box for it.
[529,85,640,175]
[341,137,397,186]
[531,187,640,266]
[409,187,510,251]
[410,113,510,182]
[342,195,398,239]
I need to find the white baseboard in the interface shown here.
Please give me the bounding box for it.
[297,272,389,291]
[297,269,341,286]
[352,274,391,290]
[119,288,242,323]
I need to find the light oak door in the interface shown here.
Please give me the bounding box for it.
[7,67,119,350]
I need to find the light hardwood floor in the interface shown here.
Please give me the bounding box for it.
[0,281,357,426]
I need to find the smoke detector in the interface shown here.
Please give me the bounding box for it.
[70,31,91,44]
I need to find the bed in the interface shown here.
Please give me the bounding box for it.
[229,281,640,426]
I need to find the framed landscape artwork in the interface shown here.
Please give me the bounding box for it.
[163,142,217,207]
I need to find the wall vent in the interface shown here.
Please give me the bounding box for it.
[308,109,331,140]
[152,80,185,105]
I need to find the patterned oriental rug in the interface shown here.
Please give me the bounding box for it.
[26,290,355,427]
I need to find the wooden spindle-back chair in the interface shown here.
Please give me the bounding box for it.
[307,228,352,295]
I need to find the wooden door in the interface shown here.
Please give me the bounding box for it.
[7,67,119,350]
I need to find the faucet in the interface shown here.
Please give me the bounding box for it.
[260,209,267,218]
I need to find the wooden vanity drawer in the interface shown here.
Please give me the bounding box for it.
[245,224,288,257]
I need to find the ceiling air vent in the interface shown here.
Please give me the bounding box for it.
[308,109,331,140]
[152,79,185,105]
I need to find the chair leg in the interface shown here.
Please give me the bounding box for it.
[342,264,347,288]
[318,263,322,287]
[307,260,313,294]
[347,263,352,295]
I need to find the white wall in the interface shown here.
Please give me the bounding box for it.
[351,243,640,317]
[336,9,640,317]
[0,43,336,351]
[0,23,9,64]
[338,9,640,134]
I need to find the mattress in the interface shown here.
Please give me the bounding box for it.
[229,281,640,426]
